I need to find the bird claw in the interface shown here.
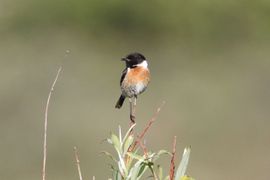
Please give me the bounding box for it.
[130,115,136,124]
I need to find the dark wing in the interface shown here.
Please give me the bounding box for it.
[120,68,127,85]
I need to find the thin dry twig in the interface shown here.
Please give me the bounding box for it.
[129,101,165,152]
[74,146,83,180]
[42,66,62,180]
[169,136,177,180]
[138,140,148,158]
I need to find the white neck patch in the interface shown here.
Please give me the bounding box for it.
[136,60,148,68]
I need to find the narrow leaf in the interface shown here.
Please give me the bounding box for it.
[164,175,170,180]
[107,138,113,144]
[157,165,163,180]
[127,152,144,161]
[118,126,123,146]
[123,135,134,156]
[100,151,117,162]
[153,150,171,162]
[114,170,122,180]
[180,175,195,180]
[175,146,191,180]
[130,160,144,180]
[137,163,147,178]
[123,123,136,143]
[111,133,122,154]
[157,150,171,156]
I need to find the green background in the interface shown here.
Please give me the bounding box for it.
[1,0,270,179]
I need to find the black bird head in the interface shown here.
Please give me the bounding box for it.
[121,52,146,68]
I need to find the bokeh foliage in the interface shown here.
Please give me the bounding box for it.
[3,0,270,43]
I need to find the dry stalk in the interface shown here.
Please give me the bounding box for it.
[169,136,177,180]
[138,140,148,158]
[74,146,83,180]
[42,66,62,180]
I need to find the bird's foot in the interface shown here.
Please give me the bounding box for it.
[130,114,136,124]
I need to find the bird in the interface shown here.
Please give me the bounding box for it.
[115,52,150,121]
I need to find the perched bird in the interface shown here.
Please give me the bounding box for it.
[115,52,150,112]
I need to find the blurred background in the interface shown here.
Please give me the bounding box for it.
[1,0,270,179]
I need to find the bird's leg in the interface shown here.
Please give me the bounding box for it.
[134,95,137,106]
[132,95,137,123]
[129,97,136,124]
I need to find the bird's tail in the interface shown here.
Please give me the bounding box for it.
[115,95,125,109]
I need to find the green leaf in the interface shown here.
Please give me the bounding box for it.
[137,163,147,178]
[129,160,144,180]
[125,157,134,172]
[117,160,127,178]
[107,138,113,144]
[175,146,191,180]
[100,151,117,162]
[152,150,171,162]
[118,126,123,146]
[157,149,171,156]
[128,164,138,180]
[123,123,136,143]
[111,133,122,154]
[180,175,195,180]
[125,147,139,172]
[123,135,134,156]
[147,162,156,179]
[114,170,122,180]
[127,152,144,161]
[157,165,163,180]
[129,166,139,180]
[164,175,170,180]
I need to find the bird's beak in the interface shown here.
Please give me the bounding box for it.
[121,57,129,61]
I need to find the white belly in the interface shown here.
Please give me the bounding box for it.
[121,82,147,98]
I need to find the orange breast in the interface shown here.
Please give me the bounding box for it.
[126,67,150,85]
